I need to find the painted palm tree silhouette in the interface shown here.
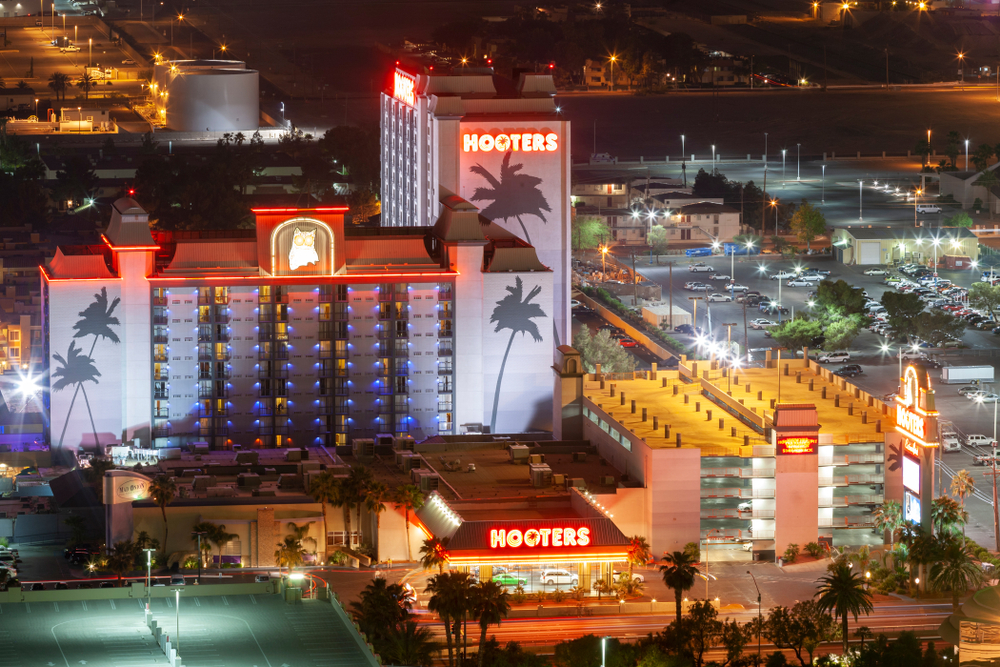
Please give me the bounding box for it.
[52,341,102,450]
[469,151,551,245]
[488,277,546,433]
[57,287,121,447]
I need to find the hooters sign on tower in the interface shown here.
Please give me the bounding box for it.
[892,365,938,528]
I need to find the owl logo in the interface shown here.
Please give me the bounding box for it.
[288,227,319,270]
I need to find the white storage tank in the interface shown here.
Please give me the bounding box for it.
[154,60,258,132]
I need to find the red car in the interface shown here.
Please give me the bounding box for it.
[618,337,639,348]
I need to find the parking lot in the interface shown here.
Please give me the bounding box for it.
[0,593,373,667]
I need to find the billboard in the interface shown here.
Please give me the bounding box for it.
[777,435,817,455]
[902,456,920,494]
[904,490,921,524]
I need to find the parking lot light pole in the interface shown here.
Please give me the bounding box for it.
[821,164,826,203]
[858,179,863,221]
[172,588,181,651]
[796,144,801,180]
[748,571,762,662]
[966,139,970,171]
[143,548,155,610]
[914,188,922,227]
[781,149,786,187]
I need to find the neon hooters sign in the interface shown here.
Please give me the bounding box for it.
[393,70,415,107]
[490,526,591,549]
[463,132,558,153]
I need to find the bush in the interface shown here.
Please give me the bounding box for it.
[512,583,526,603]
[766,651,790,667]
[182,556,199,569]
[683,541,700,563]
[0,537,8,548]
[805,542,825,559]
[783,544,799,563]
[551,589,566,603]
[327,551,348,565]
[975,197,984,211]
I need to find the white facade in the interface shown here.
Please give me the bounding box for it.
[154,60,259,132]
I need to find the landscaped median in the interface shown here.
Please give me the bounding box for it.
[576,287,689,359]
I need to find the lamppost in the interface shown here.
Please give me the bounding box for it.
[781,148,786,187]
[748,571,762,664]
[858,179,863,222]
[959,52,965,86]
[712,144,716,174]
[600,245,609,278]
[172,588,182,651]
[722,322,738,392]
[764,132,768,167]
[821,164,826,203]
[192,530,206,584]
[88,37,91,68]
[796,143,801,181]
[681,134,685,161]
[770,198,779,237]
[966,138,970,171]
[172,13,184,47]
[34,98,38,117]
[975,394,1000,552]
[214,44,227,59]
[143,548,155,610]
[914,188,922,227]
[926,128,932,168]
[607,54,617,92]
[931,236,941,288]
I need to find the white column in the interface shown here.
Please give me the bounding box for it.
[119,251,153,446]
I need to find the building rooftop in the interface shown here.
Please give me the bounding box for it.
[583,360,888,456]
[838,227,978,240]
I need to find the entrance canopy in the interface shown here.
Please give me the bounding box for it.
[445,517,630,566]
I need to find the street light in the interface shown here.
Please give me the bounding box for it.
[822,164,826,203]
[191,530,207,584]
[143,548,155,610]
[770,198,779,237]
[607,54,617,92]
[958,52,965,86]
[172,588,182,651]
[748,571,762,664]
[858,179,863,221]
[781,148,786,187]
[712,144,716,173]
[914,188,923,227]
[600,245,609,278]
[796,143,801,180]
[966,138,970,171]
[681,134,685,161]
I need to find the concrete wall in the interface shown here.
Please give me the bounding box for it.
[774,450,819,557]
[0,581,274,604]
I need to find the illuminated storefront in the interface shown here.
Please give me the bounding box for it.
[887,365,939,529]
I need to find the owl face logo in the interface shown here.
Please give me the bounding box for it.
[288,227,319,270]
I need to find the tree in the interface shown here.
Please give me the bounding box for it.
[759,601,839,666]
[972,144,995,173]
[427,571,473,667]
[945,131,961,168]
[64,515,88,544]
[814,562,873,651]
[974,168,999,220]
[48,71,68,103]
[931,496,967,536]
[592,578,613,601]
[881,291,924,342]
[872,500,904,548]
[572,215,611,250]
[660,601,748,667]
[914,310,966,346]
[190,521,216,567]
[930,537,986,612]
[693,168,729,198]
[54,155,98,205]
[472,580,511,667]
[106,540,137,586]
[488,277,546,433]
[626,535,651,579]
[382,621,439,667]
[393,484,424,562]
[347,188,379,224]
[365,481,390,561]
[148,475,176,551]
[77,72,95,99]
[209,523,237,564]
[789,201,827,252]
[476,638,549,667]
[815,279,865,317]
[914,139,932,168]
[969,282,1000,321]
[945,211,974,228]
[823,316,862,351]
[648,225,669,256]
[659,550,699,618]
[349,577,412,649]
[420,536,450,574]
[572,328,636,374]
[275,534,305,571]
[345,465,374,542]
[318,124,381,192]
[771,317,823,351]
[308,469,339,556]
[951,469,975,536]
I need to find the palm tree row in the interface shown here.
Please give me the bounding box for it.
[190,521,237,567]
[426,570,511,667]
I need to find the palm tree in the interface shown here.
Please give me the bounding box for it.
[659,550,699,618]
[106,540,137,586]
[472,581,511,667]
[469,151,551,245]
[932,496,968,536]
[275,535,305,571]
[77,72,95,100]
[15,80,27,90]
[952,469,976,536]
[872,500,904,549]
[975,168,1000,220]
[488,277,546,433]
[148,475,176,551]
[420,536,450,574]
[427,571,473,667]
[365,481,390,561]
[382,621,439,667]
[626,535,651,579]
[347,465,375,539]
[815,561,874,650]
[308,470,340,557]
[931,537,987,612]
[57,288,121,448]
[394,484,424,561]
[48,71,68,103]
[191,521,216,567]
[209,524,237,564]
[52,341,101,449]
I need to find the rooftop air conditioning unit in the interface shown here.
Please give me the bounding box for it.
[529,463,552,488]
[416,472,441,492]
[600,475,616,486]
[352,438,375,460]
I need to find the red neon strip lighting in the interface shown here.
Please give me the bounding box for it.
[147,271,459,282]
[251,207,349,213]
[100,234,161,251]
[39,265,122,283]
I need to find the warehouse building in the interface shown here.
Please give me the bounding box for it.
[831,227,979,266]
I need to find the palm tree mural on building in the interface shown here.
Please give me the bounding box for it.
[488,277,546,433]
[469,151,551,245]
[55,287,121,448]
[52,341,102,449]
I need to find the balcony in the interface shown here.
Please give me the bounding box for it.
[154,409,169,418]
[258,367,289,379]
[818,474,884,488]
[700,509,739,520]
[259,349,289,360]
[738,508,776,519]
[152,296,168,306]
[152,335,169,344]
[198,351,231,362]
[198,426,229,437]
[818,516,874,528]
[198,388,227,400]
[439,290,453,300]
[153,372,169,381]
[818,453,883,467]
[153,391,168,400]
[152,315,168,325]
[153,354,168,363]
[198,296,229,306]
[438,348,453,356]
[700,467,775,479]
[152,427,171,438]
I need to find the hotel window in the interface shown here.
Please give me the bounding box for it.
[8,331,19,342]
[319,340,332,358]
[275,323,288,340]
[318,303,331,321]
[259,286,272,303]
[395,320,407,337]
[334,303,348,320]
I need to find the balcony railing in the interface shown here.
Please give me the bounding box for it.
[153,354,168,363]
[258,367,289,379]
[259,349,289,360]
[152,315,168,325]
[819,516,875,528]
[818,454,883,467]
[152,335,169,344]
[700,509,739,520]
[198,351,231,362]
[153,372,169,381]
[152,296,168,306]
[152,428,171,438]
[819,474,884,487]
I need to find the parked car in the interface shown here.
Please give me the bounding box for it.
[55,582,69,590]
[737,501,753,512]
[915,204,942,213]
[965,434,995,447]
[618,337,639,348]
[570,299,581,309]
[817,352,851,363]
[494,572,527,587]
[787,278,813,287]
[959,385,986,396]
[833,364,863,377]
[749,319,775,330]
[612,570,645,583]
[942,432,962,452]
[710,274,732,281]
[707,293,732,303]
[864,268,889,276]
[770,271,797,280]
[689,263,715,273]
[541,569,579,586]
[727,283,750,293]
[674,324,697,335]
[99,581,114,589]
[170,575,186,586]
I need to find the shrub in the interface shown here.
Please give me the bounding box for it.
[327,551,348,565]
[683,541,700,563]
[182,556,199,569]
[804,542,825,559]
[551,589,566,603]
[512,583,526,603]
[783,544,799,563]
[975,197,984,211]
[766,651,790,667]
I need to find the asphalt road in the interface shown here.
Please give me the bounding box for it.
[0,592,371,667]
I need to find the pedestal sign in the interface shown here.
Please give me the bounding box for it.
[894,365,939,531]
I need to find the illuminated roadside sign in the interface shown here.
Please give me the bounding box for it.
[902,456,920,494]
[896,406,926,440]
[463,132,559,153]
[393,70,415,107]
[490,526,591,549]
[894,365,938,445]
[903,438,920,459]
[776,435,817,455]
[904,490,921,524]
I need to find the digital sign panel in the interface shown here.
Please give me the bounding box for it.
[904,490,921,524]
[393,70,415,107]
[902,456,920,494]
[490,526,591,549]
[776,435,818,455]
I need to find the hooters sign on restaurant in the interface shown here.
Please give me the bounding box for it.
[490,526,591,549]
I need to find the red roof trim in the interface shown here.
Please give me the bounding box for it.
[101,234,161,251]
[39,265,123,283]
[251,207,349,213]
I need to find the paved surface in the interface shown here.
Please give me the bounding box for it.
[0,593,370,667]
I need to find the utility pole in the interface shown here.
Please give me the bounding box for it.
[742,300,749,365]
[668,263,674,329]
[630,251,638,307]
[723,323,738,393]
[688,296,703,333]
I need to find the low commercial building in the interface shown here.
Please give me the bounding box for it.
[939,167,1000,212]
[831,227,979,266]
[572,354,892,560]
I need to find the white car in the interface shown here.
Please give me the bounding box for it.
[707,293,732,302]
[737,501,753,512]
[864,268,888,276]
[612,570,645,583]
[689,263,715,273]
[727,283,750,293]
[770,271,796,280]
[966,434,995,447]
[749,319,775,330]
[817,352,851,363]
[541,569,579,586]
[899,350,927,360]
[787,278,813,287]
[797,274,824,282]
[942,432,961,452]
[570,299,581,309]
[710,274,732,281]
[916,204,942,214]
